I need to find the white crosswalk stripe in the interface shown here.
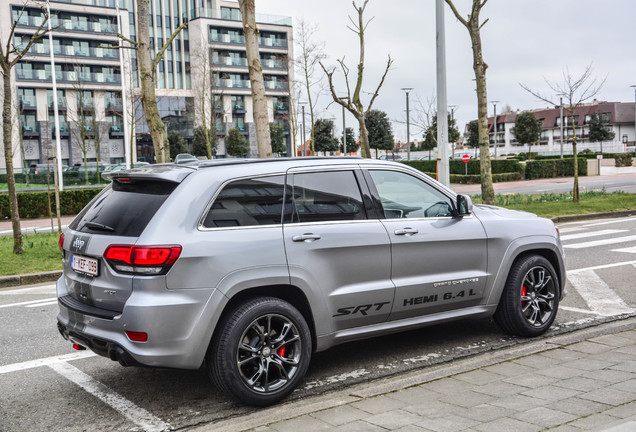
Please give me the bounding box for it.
[559,229,627,241]
[563,234,636,249]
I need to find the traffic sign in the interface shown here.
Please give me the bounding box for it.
[462,154,470,163]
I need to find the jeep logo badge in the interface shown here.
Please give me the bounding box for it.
[70,235,91,254]
[72,238,85,250]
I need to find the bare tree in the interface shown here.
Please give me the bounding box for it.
[121,0,187,163]
[238,0,271,158]
[1,2,53,253]
[320,1,393,159]
[445,0,495,204]
[191,45,219,159]
[68,75,94,183]
[521,64,605,202]
[286,59,301,156]
[296,19,325,155]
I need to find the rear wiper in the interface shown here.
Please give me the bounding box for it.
[84,221,115,231]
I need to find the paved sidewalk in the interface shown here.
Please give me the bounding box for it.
[0,215,75,236]
[202,319,636,432]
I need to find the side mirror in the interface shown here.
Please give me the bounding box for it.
[456,194,473,217]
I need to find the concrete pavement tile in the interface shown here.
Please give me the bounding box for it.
[586,350,635,363]
[553,376,609,392]
[387,386,442,403]
[414,413,479,432]
[473,381,528,397]
[489,394,547,411]
[393,425,429,432]
[568,413,621,430]
[541,348,586,362]
[610,361,636,373]
[616,330,636,341]
[502,372,557,389]
[513,406,578,428]
[521,385,581,401]
[577,388,636,406]
[402,400,459,418]
[310,404,368,426]
[563,358,618,371]
[534,365,585,379]
[592,369,636,383]
[269,415,332,432]
[351,394,407,414]
[608,378,636,394]
[615,345,636,355]
[472,417,543,432]
[420,377,474,395]
[365,409,424,429]
[512,353,560,368]
[546,426,584,432]
[452,369,503,385]
[245,427,273,432]
[460,403,509,422]
[437,390,496,408]
[589,334,636,348]
[482,361,528,377]
[329,420,387,432]
[603,401,636,419]
[565,341,613,354]
[554,396,612,416]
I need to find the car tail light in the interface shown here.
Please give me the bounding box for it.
[104,245,182,275]
[58,233,65,255]
[125,331,148,342]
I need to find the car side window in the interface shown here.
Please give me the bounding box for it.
[202,175,286,228]
[287,171,366,223]
[369,170,454,219]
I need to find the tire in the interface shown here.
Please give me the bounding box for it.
[494,255,560,337]
[208,297,312,406]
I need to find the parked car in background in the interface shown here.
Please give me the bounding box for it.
[378,154,403,161]
[174,153,199,165]
[102,162,150,174]
[57,157,565,406]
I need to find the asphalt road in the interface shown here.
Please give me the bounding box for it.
[1,215,636,431]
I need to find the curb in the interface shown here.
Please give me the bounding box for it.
[0,270,62,289]
[551,209,636,223]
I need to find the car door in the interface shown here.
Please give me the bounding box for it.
[364,168,489,321]
[283,167,394,333]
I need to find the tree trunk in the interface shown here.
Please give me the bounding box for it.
[357,115,370,159]
[2,70,23,254]
[137,0,167,163]
[239,0,271,158]
[570,114,579,202]
[470,25,495,205]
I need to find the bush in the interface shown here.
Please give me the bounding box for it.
[402,159,523,176]
[0,188,103,219]
[525,158,587,179]
[615,154,633,167]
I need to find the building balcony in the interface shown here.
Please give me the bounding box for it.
[264,81,288,91]
[215,79,250,89]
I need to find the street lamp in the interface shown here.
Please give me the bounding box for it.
[630,85,636,155]
[401,88,413,160]
[491,100,500,159]
[299,102,307,156]
[449,105,456,158]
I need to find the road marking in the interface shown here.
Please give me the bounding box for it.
[560,306,600,315]
[568,260,636,274]
[0,284,56,295]
[612,246,636,254]
[563,234,636,249]
[567,270,633,316]
[560,229,627,241]
[49,362,171,432]
[583,218,636,227]
[25,300,58,308]
[0,351,96,375]
[557,227,586,234]
[0,297,57,308]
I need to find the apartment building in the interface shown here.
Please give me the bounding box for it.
[1,0,293,170]
[486,102,636,156]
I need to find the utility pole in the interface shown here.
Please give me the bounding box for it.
[631,86,636,154]
[342,104,347,155]
[491,100,499,160]
[401,88,413,160]
[560,97,564,158]
[435,0,449,185]
[449,105,456,157]
[116,0,131,169]
[300,103,307,156]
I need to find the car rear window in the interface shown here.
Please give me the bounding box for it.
[69,180,178,237]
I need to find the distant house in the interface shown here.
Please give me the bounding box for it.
[474,101,635,155]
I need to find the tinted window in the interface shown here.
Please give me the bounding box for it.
[69,180,178,236]
[203,175,286,228]
[288,171,366,223]
[369,170,454,218]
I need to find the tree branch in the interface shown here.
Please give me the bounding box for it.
[444,0,469,28]
[154,21,187,68]
[365,55,393,115]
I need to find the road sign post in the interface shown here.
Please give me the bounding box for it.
[462,154,470,175]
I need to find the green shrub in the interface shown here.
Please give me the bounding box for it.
[615,154,633,167]
[0,188,103,219]
[402,159,523,176]
[525,158,587,179]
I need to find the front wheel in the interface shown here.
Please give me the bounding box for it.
[494,255,560,337]
[208,297,312,406]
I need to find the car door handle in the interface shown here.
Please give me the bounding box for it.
[292,233,322,242]
[394,228,419,236]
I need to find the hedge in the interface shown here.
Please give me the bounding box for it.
[402,159,523,176]
[524,158,587,179]
[0,171,106,186]
[0,188,103,219]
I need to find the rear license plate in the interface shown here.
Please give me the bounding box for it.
[71,254,99,276]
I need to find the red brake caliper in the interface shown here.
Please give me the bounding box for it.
[521,286,527,305]
[277,345,286,357]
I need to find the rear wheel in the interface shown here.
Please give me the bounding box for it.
[208,297,312,406]
[494,255,559,337]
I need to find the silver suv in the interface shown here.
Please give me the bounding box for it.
[57,158,565,406]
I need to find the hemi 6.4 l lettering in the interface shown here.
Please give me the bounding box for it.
[333,301,390,317]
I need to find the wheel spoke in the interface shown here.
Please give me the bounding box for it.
[246,361,266,387]
[271,357,291,380]
[239,342,260,354]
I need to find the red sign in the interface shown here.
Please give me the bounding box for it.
[462,154,470,163]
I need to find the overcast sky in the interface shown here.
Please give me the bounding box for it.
[262,0,636,143]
